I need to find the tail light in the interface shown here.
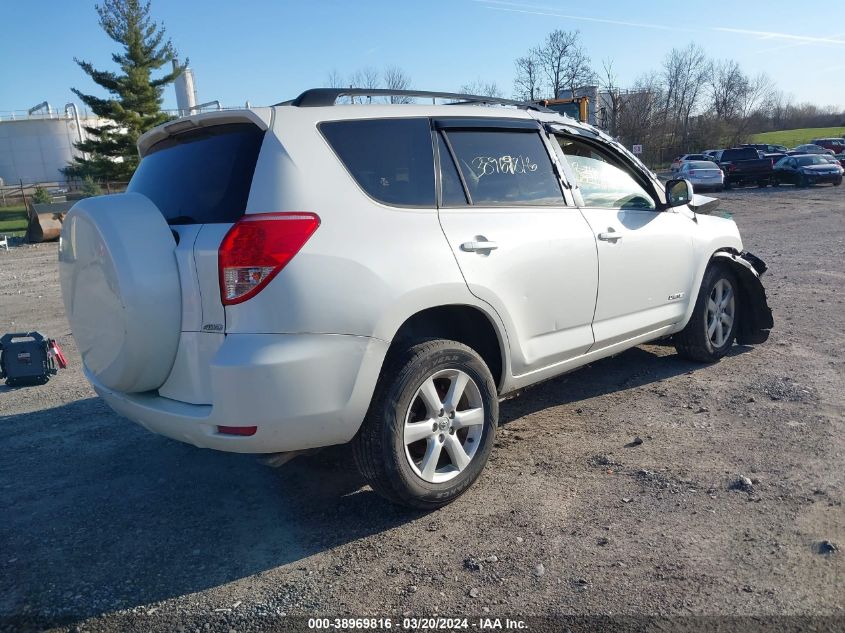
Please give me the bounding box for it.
[219,212,320,306]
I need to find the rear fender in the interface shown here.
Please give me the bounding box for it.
[712,250,773,345]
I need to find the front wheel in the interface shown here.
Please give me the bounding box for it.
[353,339,498,509]
[674,264,739,363]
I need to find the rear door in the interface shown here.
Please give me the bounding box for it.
[551,132,697,349]
[127,120,266,402]
[435,119,598,376]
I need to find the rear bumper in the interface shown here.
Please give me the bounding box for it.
[87,333,389,453]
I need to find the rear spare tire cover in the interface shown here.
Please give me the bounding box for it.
[59,192,182,393]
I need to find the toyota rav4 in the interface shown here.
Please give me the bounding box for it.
[59,88,773,509]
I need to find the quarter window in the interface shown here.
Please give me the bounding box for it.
[444,130,564,206]
[320,118,435,206]
[556,137,656,210]
[436,134,468,206]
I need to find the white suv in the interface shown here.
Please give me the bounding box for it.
[59,89,773,508]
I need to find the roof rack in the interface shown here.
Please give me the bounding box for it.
[276,88,552,112]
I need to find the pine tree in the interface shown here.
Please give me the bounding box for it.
[66,0,185,182]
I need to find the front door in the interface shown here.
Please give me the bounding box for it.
[553,133,697,349]
[435,122,598,376]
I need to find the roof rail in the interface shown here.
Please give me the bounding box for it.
[276,88,552,112]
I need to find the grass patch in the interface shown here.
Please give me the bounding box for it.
[751,127,845,148]
[0,205,28,237]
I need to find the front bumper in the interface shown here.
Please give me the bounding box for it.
[87,333,389,453]
[804,173,842,184]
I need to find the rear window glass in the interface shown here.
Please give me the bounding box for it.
[445,130,563,205]
[128,123,264,224]
[320,118,435,206]
[687,161,718,169]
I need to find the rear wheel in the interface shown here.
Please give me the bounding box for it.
[834,178,842,187]
[675,264,738,363]
[353,339,498,509]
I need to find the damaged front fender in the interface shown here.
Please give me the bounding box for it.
[713,250,774,345]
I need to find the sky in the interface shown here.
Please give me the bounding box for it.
[1,0,843,116]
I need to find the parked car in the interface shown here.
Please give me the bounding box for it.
[714,147,775,188]
[58,88,773,509]
[833,152,845,168]
[811,138,845,154]
[671,153,709,172]
[772,154,844,187]
[742,143,788,154]
[676,160,724,191]
[793,143,835,156]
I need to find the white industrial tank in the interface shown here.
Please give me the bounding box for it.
[0,104,101,184]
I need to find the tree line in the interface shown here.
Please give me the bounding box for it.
[509,32,843,163]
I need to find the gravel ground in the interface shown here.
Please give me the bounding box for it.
[1,184,843,632]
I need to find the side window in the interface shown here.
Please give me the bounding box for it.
[436,133,468,206]
[444,130,564,206]
[556,137,656,210]
[320,118,435,206]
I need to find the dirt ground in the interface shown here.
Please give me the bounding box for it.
[1,185,843,632]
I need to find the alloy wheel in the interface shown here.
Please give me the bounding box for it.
[705,278,735,348]
[403,369,485,484]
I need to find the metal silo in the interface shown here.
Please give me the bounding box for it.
[0,103,101,184]
[174,60,198,116]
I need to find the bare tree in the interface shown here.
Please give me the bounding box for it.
[513,50,544,101]
[460,80,503,98]
[327,69,345,89]
[599,59,623,135]
[709,59,747,120]
[662,43,711,148]
[562,42,595,98]
[615,72,663,162]
[535,29,583,98]
[733,72,774,141]
[348,67,381,102]
[383,66,413,103]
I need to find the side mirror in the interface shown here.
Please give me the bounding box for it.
[666,178,693,207]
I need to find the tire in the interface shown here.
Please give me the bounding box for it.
[723,180,732,190]
[674,264,739,363]
[771,178,780,187]
[798,175,809,188]
[352,339,498,509]
[757,180,767,188]
[834,178,842,187]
